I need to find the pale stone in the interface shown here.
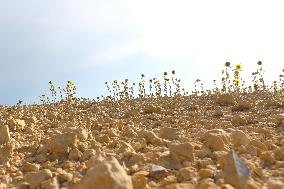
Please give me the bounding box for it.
[131,174,147,189]
[196,178,219,189]
[260,151,275,165]
[265,177,284,189]
[245,144,258,157]
[118,141,136,154]
[159,127,179,140]
[68,148,83,161]
[41,177,59,189]
[47,132,79,157]
[0,143,14,163]
[231,130,250,146]
[231,115,247,126]
[131,138,147,151]
[149,164,171,180]
[139,130,164,145]
[221,184,235,189]
[203,129,230,151]
[22,162,40,172]
[97,134,111,143]
[223,150,250,188]
[85,153,105,169]
[9,118,26,131]
[274,146,284,161]
[281,139,284,146]
[198,168,213,179]
[143,104,161,114]
[24,169,53,189]
[81,149,96,161]
[243,179,261,189]
[165,183,195,189]
[213,151,227,170]
[76,157,133,189]
[215,94,235,106]
[57,170,73,183]
[0,183,7,189]
[196,158,214,169]
[0,125,10,144]
[177,167,197,182]
[169,142,194,162]
[232,101,252,112]
[250,140,268,151]
[196,147,212,159]
[160,175,177,186]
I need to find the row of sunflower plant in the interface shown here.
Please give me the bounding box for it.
[34,61,284,104]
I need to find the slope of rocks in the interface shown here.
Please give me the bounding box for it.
[0,93,283,189]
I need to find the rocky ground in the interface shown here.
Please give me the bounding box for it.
[0,92,284,189]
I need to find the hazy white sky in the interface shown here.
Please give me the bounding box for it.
[0,0,283,104]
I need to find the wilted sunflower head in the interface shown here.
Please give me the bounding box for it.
[257,61,262,65]
[195,79,201,82]
[225,62,231,67]
[235,64,242,71]
[164,72,167,76]
[172,70,176,74]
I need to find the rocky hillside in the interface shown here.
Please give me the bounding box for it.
[0,92,283,189]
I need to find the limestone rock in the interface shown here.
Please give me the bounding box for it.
[169,142,194,162]
[41,177,59,189]
[231,115,248,126]
[198,168,213,179]
[176,167,197,182]
[131,174,147,189]
[22,162,40,173]
[265,177,284,189]
[260,151,275,165]
[57,170,73,183]
[250,139,268,151]
[215,94,235,106]
[232,100,252,112]
[196,147,212,159]
[139,130,164,145]
[24,169,53,189]
[0,125,10,144]
[0,183,7,189]
[274,146,284,161]
[149,164,172,180]
[68,148,83,161]
[8,118,26,131]
[46,132,79,157]
[0,143,14,163]
[85,153,105,169]
[231,130,250,146]
[159,127,179,140]
[223,150,250,188]
[76,157,133,189]
[160,175,177,186]
[196,178,219,189]
[203,129,230,151]
[164,183,195,189]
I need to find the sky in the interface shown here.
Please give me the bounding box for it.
[1,0,284,105]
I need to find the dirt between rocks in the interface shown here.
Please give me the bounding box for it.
[0,93,284,189]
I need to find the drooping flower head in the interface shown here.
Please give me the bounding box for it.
[225,62,231,67]
[235,64,242,71]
